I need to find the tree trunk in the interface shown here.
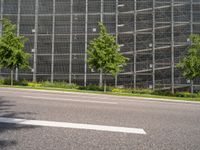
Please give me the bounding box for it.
[104,73,107,93]
[15,68,18,81]
[191,79,194,94]
[99,69,103,87]
[11,69,14,86]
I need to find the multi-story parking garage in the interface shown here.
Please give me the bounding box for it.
[0,0,200,92]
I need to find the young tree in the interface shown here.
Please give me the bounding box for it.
[87,22,128,92]
[177,34,200,93]
[0,19,30,86]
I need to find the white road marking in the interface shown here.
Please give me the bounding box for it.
[22,96,118,105]
[0,117,146,135]
[28,93,117,101]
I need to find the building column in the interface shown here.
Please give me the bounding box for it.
[152,0,156,91]
[69,0,73,84]
[33,0,39,82]
[171,0,175,94]
[51,0,55,83]
[99,0,104,87]
[115,0,119,87]
[190,0,194,93]
[84,0,88,86]
[15,0,21,81]
[0,0,3,20]
[133,0,137,89]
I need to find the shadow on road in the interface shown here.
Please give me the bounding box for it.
[0,96,37,149]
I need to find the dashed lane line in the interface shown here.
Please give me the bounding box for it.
[0,117,146,135]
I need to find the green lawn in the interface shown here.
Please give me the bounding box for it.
[0,85,199,102]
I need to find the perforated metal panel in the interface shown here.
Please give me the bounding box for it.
[0,0,200,91]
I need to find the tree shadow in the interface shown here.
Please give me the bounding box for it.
[0,96,37,149]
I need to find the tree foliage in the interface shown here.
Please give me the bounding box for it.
[177,34,200,80]
[0,19,30,85]
[87,22,128,76]
[0,19,30,70]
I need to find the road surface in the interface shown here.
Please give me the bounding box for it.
[0,87,200,150]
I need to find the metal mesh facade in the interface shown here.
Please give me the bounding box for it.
[0,0,200,91]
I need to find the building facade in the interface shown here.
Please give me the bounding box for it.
[0,0,200,91]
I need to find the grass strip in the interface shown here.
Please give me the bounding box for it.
[0,85,199,102]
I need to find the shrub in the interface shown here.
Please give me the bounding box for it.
[111,88,153,95]
[122,88,134,93]
[112,88,133,93]
[175,92,197,98]
[112,88,124,93]
[153,91,173,97]
[16,80,28,86]
[0,78,4,85]
[2,78,12,85]
[40,81,79,89]
[28,82,42,87]
[0,78,28,86]
[79,85,113,92]
[132,89,153,95]
[196,93,200,98]
[79,85,103,91]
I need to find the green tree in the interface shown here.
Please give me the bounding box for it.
[0,19,30,86]
[177,34,200,93]
[87,22,128,92]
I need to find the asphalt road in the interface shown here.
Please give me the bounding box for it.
[0,87,200,150]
